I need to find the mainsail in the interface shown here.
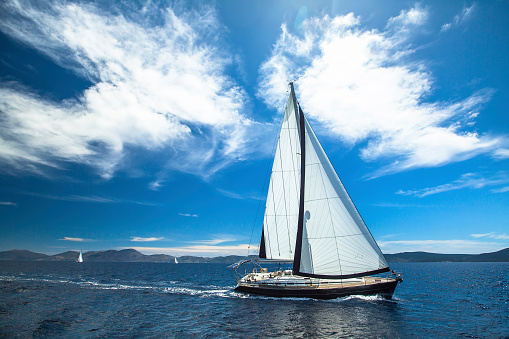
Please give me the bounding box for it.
[260,83,390,279]
[259,86,301,260]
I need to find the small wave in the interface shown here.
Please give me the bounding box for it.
[324,294,390,303]
[0,275,73,285]
[161,286,238,299]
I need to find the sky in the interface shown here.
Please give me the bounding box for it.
[0,0,508,257]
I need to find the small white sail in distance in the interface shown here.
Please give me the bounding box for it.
[77,249,83,263]
[174,257,178,264]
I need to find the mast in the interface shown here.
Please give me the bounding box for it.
[292,103,306,275]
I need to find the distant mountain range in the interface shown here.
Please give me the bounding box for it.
[0,249,248,264]
[384,247,509,263]
[0,248,508,263]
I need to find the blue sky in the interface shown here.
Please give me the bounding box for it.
[0,0,508,256]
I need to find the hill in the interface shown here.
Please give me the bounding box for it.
[385,248,509,263]
[38,249,176,262]
[0,249,48,261]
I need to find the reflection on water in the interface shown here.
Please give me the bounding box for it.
[224,295,405,338]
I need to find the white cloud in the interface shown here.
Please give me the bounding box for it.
[387,5,429,30]
[471,232,509,240]
[148,180,162,191]
[379,239,508,254]
[258,5,505,177]
[471,232,495,238]
[440,23,452,32]
[130,237,164,242]
[127,235,248,256]
[13,189,157,205]
[454,5,476,26]
[491,186,509,194]
[0,0,251,179]
[493,148,509,159]
[58,237,93,242]
[397,171,509,197]
[441,5,476,33]
[179,213,199,217]
[216,188,265,200]
[0,201,17,206]
[190,236,238,245]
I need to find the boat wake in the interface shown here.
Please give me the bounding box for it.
[0,274,237,298]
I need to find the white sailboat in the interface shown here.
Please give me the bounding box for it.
[231,83,402,299]
[174,257,179,264]
[77,249,83,263]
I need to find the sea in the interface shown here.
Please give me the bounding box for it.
[0,261,508,338]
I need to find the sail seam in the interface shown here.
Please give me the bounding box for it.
[304,197,341,202]
[305,233,368,239]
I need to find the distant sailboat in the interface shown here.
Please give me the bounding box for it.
[77,249,83,263]
[230,83,402,299]
[174,257,178,264]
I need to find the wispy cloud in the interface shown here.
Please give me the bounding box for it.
[0,0,252,179]
[379,233,404,239]
[491,186,509,194]
[190,236,238,245]
[441,5,476,32]
[492,148,509,159]
[130,237,164,242]
[258,5,505,178]
[371,202,431,208]
[379,239,508,254]
[397,172,509,197]
[216,188,265,200]
[148,180,162,191]
[127,235,247,256]
[0,201,17,206]
[179,213,198,218]
[58,237,93,242]
[13,189,157,205]
[471,232,509,240]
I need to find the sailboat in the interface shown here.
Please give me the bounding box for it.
[231,83,402,299]
[174,257,179,264]
[76,249,83,263]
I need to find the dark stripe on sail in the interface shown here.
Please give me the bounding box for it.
[259,228,266,258]
[293,103,306,276]
[294,267,391,279]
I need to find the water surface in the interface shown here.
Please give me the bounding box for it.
[1,261,507,338]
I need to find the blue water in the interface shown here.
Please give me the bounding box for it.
[0,261,508,338]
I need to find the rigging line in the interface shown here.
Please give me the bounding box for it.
[246,87,289,257]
